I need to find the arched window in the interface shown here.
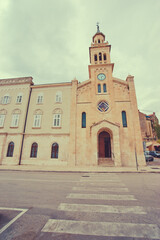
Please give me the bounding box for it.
[82,112,86,128]
[103,53,107,61]
[30,142,38,158]
[94,54,97,61]
[98,84,101,93]
[103,84,107,93]
[99,52,102,61]
[98,39,100,43]
[122,111,127,127]
[51,143,59,158]
[7,142,14,157]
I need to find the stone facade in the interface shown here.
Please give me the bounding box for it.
[139,111,159,151]
[0,30,146,168]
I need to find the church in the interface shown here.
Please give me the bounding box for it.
[0,27,146,168]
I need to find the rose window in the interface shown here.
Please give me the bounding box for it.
[97,101,109,112]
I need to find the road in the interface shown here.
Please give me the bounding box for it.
[0,171,160,240]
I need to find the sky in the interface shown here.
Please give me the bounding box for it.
[0,0,160,120]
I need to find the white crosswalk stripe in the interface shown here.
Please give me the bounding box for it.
[42,219,160,239]
[67,193,137,200]
[77,181,126,187]
[80,179,119,182]
[41,173,160,239]
[72,186,129,192]
[58,203,146,214]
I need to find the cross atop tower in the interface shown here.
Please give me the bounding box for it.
[96,22,100,33]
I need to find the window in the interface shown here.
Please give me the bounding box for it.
[11,114,19,127]
[2,95,10,104]
[33,110,42,128]
[98,39,100,43]
[98,84,101,93]
[0,115,5,127]
[99,52,102,61]
[7,142,14,157]
[51,143,59,158]
[37,93,43,104]
[97,101,109,112]
[53,114,61,127]
[94,54,97,61]
[103,53,106,61]
[103,83,107,93]
[82,112,86,128]
[30,142,38,158]
[122,111,127,127]
[11,109,21,127]
[55,91,62,103]
[0,110,6,127]
[33,115,41,127]
[16,94,22,104]
[53,108,62,127]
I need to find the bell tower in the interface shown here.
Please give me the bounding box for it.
[88,24,114,96]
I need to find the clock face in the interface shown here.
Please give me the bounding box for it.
[97,73,106,81]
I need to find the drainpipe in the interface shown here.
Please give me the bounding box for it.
[19,88,32,165]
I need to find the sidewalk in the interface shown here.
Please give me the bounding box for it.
[0,164,160,173]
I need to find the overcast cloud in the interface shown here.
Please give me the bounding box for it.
[0,0,160,120]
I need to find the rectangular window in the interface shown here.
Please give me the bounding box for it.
[53,114,61,127]
[37,95,43,104]
[16,95,22,103]
[33,115,41,127]
[11,114,19,127]
[0,115,5,127]
[3,96,10,104]
[55,92,62,103]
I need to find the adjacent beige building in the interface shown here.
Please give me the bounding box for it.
[0,29,146,168]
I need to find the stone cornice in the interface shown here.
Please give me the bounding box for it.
[113,77,128,86]
[23,133,70,136]
[0,77,33,86]
[77,80,91,89]
[32,82,72,89]
[90,119,120,130]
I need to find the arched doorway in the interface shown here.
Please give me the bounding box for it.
[98,131,112,165]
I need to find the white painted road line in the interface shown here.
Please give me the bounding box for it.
[77,182,126,187]
[80,179,120,182]
[67,193,136,200]
[42,219,160,239]
[0,178,78,183]
[0,207,28,234]
[72,186,129,192]
[58,203,146,214]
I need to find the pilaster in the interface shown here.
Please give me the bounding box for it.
[69,79,78,166]
[127,75,146,166]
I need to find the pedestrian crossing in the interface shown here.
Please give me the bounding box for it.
[41,173,160,239]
